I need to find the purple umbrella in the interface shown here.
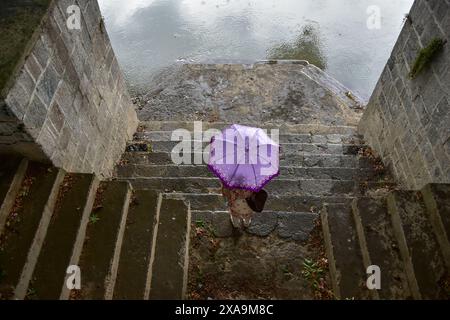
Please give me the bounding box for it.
[207,124,280,192]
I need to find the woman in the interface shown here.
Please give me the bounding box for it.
[221,184,268,229]
[208,124,278,229]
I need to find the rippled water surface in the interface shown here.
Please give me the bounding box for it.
[98,0,414,100]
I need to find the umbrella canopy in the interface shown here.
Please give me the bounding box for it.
[207,124,280,192]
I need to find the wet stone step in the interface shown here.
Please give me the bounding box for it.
[124,177,394,197]
[76,181,132,300]
[192,210,318,240]
[387,190,448,300]
[0,156,28,234]
[30,174,98,300]
[0,163,63,300]
[133,131,364,145]
[126,141,364,155]
[119,152,376,169]
[321,204,369,300]
[421,183,450,269]
[116,164,380,181]
[170,193,353,213]
[113,190,159,300]
[351,197,411,299]
[149,198,190,300]
[140,121,358,135]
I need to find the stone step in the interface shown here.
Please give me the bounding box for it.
[387,190,448,299]
[120,151,375,169]
[116,164,379,181]
[127,140,364,156]
[192,210,318,240]
[113,190,159,300]
[148,197,190,300]
[139,121,358,135]
[0,156,28,234]
[421,184,450,270]
[76,181,132,300]
[123,177,394,197]
[134,131,364,145]
[28,174,99,300]
[0,162,64,300]
[351,198,411,299]
[321,204,369,300]
[166,193,353,213]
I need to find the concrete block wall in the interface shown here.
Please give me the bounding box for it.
[359,0,450,189]
[0,0,138,177]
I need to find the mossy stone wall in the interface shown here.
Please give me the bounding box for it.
[360,0,450,189]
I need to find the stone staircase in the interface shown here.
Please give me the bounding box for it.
[116,120,450,300]
[114,120,397,298]
[322,184,450,300]
[118,121,391,197]
[0,156,190,300]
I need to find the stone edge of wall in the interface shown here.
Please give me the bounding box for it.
[0,0,138,178]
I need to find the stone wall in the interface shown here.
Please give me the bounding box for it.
[0,0,138,177]
[359,0,449,189]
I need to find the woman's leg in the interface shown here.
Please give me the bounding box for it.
[229,212,243,229]
[241,212,253,228]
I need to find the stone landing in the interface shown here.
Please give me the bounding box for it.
[137,62,364,126]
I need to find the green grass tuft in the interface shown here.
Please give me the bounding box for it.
[89,213,100,224]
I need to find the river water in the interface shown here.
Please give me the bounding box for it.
[98,0,414,101]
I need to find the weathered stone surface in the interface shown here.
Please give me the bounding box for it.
[129,140,364,156]
[421,183,450,269]
[22,95,48,138]
[193,209,318,241]
[31,173,97,300]
[0,155,27,234]
[387,190,448,299]
[140,120,358,135]
[134,131,364,145]
[114,190,159,300]
[209,211,234,238]
[35,64,59,107]
[0,0,52,95]
[0,163,60,299]
[138,63,362,126]
[120,150,373,169]
[247,211,278,237]
[77,181,131,300]
[192,210,233,238]
[126,176,393,196]
[352,197,411,299]
[321,204,369,299]
[188,193,352,213]
[276,212,318,242]
[117,164,378,182]
[188,232,316,300]
[149,198,190,300]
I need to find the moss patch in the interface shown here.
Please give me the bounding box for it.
[267,24,327,69]
[0,0,52,96]
[409,38,446,79]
